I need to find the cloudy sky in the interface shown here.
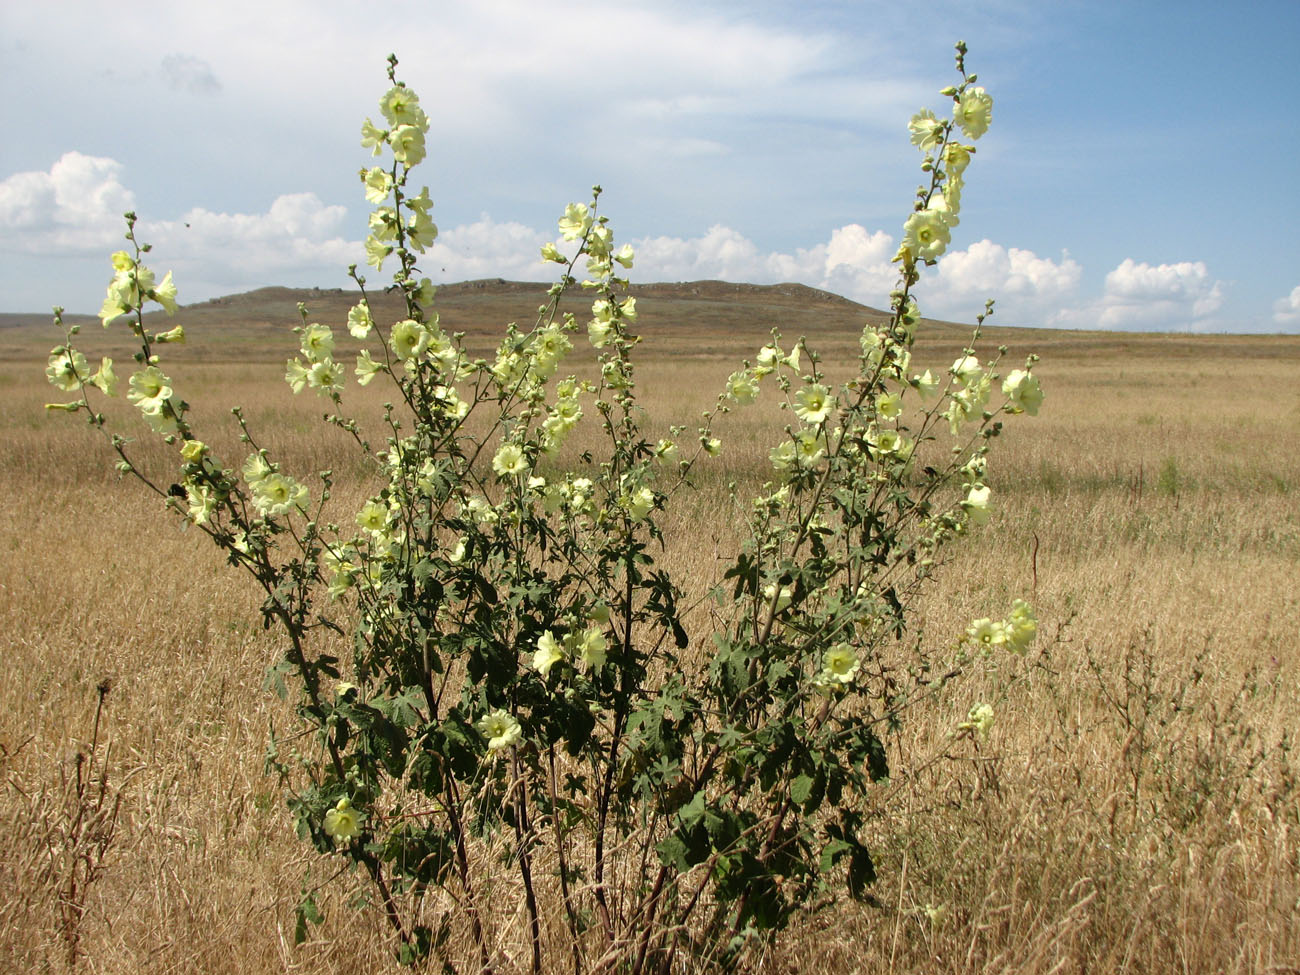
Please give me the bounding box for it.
[2,0,1297,331]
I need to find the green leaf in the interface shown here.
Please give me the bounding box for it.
[790,773,814,805]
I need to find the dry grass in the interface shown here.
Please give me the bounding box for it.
[2,289,1299,973]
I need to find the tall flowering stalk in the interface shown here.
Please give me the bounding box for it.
[48,44,1040,972]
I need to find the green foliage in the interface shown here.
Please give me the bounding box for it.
[47,43,1041,973]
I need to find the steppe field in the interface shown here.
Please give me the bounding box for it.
[2,281,1298,974]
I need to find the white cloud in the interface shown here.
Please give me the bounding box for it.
[160,53,221,94]
[1271,285,1300,328]
[148,193,356,278]
[1055,258,1226,331]
[425,217,552,282]
[626,223,897,306]
[0,152,135,251]
[927,240,1082,324]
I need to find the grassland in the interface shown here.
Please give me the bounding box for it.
[2,282,1298,973]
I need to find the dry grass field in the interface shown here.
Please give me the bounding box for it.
[2,282,1298,973]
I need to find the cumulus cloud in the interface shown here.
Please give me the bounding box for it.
[0,152,135,251]
[1271,285,1300,328]
[425,217,553,282]
[627,223,897,305]
[141,194,359,295]
[160,53,221,94]
[1049,258,1226,331]
[928,240,1082,324]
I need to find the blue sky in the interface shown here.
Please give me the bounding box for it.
[2,0,1298,331]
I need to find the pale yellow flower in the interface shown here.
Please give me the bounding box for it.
[356,500,390,534]
[243,453,273,486]
[493,443,528,478]
[966,617,1006,648]
[252,472,309,517]
[950,354,982,385]
[361,166,392,204]
[347,301,374,339]
[954,87,993,140]
[127,366,172,410]
[153,271,179,314]
[558,203,592,241]
[307,359,344,395]
[388,124,426,166]
[914,369,940,401]
[959,703,995,738]
[355,350,385,386]
[902,209,951,262]
[323,798,363,844]
[794,384,834,425]
[153,325,185,344]
[285,358,310,394]
[944,143,971,176]
[764,583,793,615]
[908,108,945,152]
[300,324,334,363]
[379,84,425,128]
[360,118,387,156]
[726,370,759,405]
[90,357,117,396]
[1005,600,1038,653]
[390,319,430,361]
[478,709,522,752]
[821,643,860,684]
[185,481,216,525]
[626,486,654,521]
[574,626,607,670]
[534,631,564,677]
[963,484,991,525]
[46,349,90,392]
[1001,369,1044,416]
[364,235,392,270]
